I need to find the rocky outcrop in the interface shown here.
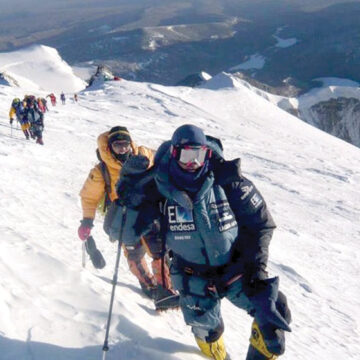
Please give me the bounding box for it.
[176,72,211,87]
[87,65,120,89]
[300,97,360,147]
[0,72,20,87]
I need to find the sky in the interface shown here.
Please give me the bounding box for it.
[0,45,359,360]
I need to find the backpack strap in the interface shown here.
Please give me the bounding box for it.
[96,149,112,211]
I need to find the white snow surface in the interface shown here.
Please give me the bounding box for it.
[0,45,86,93]
[0,49,360,360]
[230,54,266,71]
[273,35,298,48]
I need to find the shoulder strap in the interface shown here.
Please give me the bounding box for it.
[96,149,112,197]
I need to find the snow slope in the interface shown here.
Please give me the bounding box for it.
[0,53,359,360]
[0,45,86,93]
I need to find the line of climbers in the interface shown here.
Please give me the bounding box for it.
[46,92,78,106]
[9,95,47,144]
[78,124,292,360]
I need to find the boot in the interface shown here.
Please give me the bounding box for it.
[23,130,30,140]
[153,284,179,311]
[127,256,157,297]
[246,321,278,360]
[195,335,231,360]
[151,258,179,310]
[36,137,44,145]
[139,281,157,299]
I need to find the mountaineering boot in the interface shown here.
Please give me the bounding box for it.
[150,257,180,310]
[246,321,278,360]
[153,285,180,311]
[36,137,44,145]
[195,335,231,360]
[139,281,157,299]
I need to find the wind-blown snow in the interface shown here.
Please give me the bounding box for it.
[0,45,86,93]
[0,48,359,360]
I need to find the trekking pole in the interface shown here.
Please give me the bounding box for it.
[10,122,13,137]
[102,206,127,360]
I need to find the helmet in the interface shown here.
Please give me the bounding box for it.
[171,124,207,147]
[12,98,21,106]
[170,124,211,168]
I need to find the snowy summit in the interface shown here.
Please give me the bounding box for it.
[0,46,359,360]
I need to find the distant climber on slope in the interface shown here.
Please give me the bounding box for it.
[47,93,56,106]
[60,92,66,105]
[9,97,30,140]
[23,96,45,145]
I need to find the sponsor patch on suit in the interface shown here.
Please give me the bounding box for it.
[168,205,196,232]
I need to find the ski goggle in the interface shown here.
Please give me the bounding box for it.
[111,140,131,151]
[172,145,211,167]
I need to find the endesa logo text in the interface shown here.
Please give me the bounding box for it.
[167,206,196,232]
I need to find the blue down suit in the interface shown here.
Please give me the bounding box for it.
[113,137,291,355]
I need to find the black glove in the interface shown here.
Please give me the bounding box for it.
[243,269,268,295]
[9,118,13,125]
[248,277,291,332]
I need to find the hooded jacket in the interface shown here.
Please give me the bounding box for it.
[80,131,154,219]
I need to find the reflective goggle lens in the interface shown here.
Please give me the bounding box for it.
[178,145,208,166]
[111,140,130,150]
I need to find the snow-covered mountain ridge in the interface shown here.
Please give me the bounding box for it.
[201,72,360,148]
[0,46,360,360]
